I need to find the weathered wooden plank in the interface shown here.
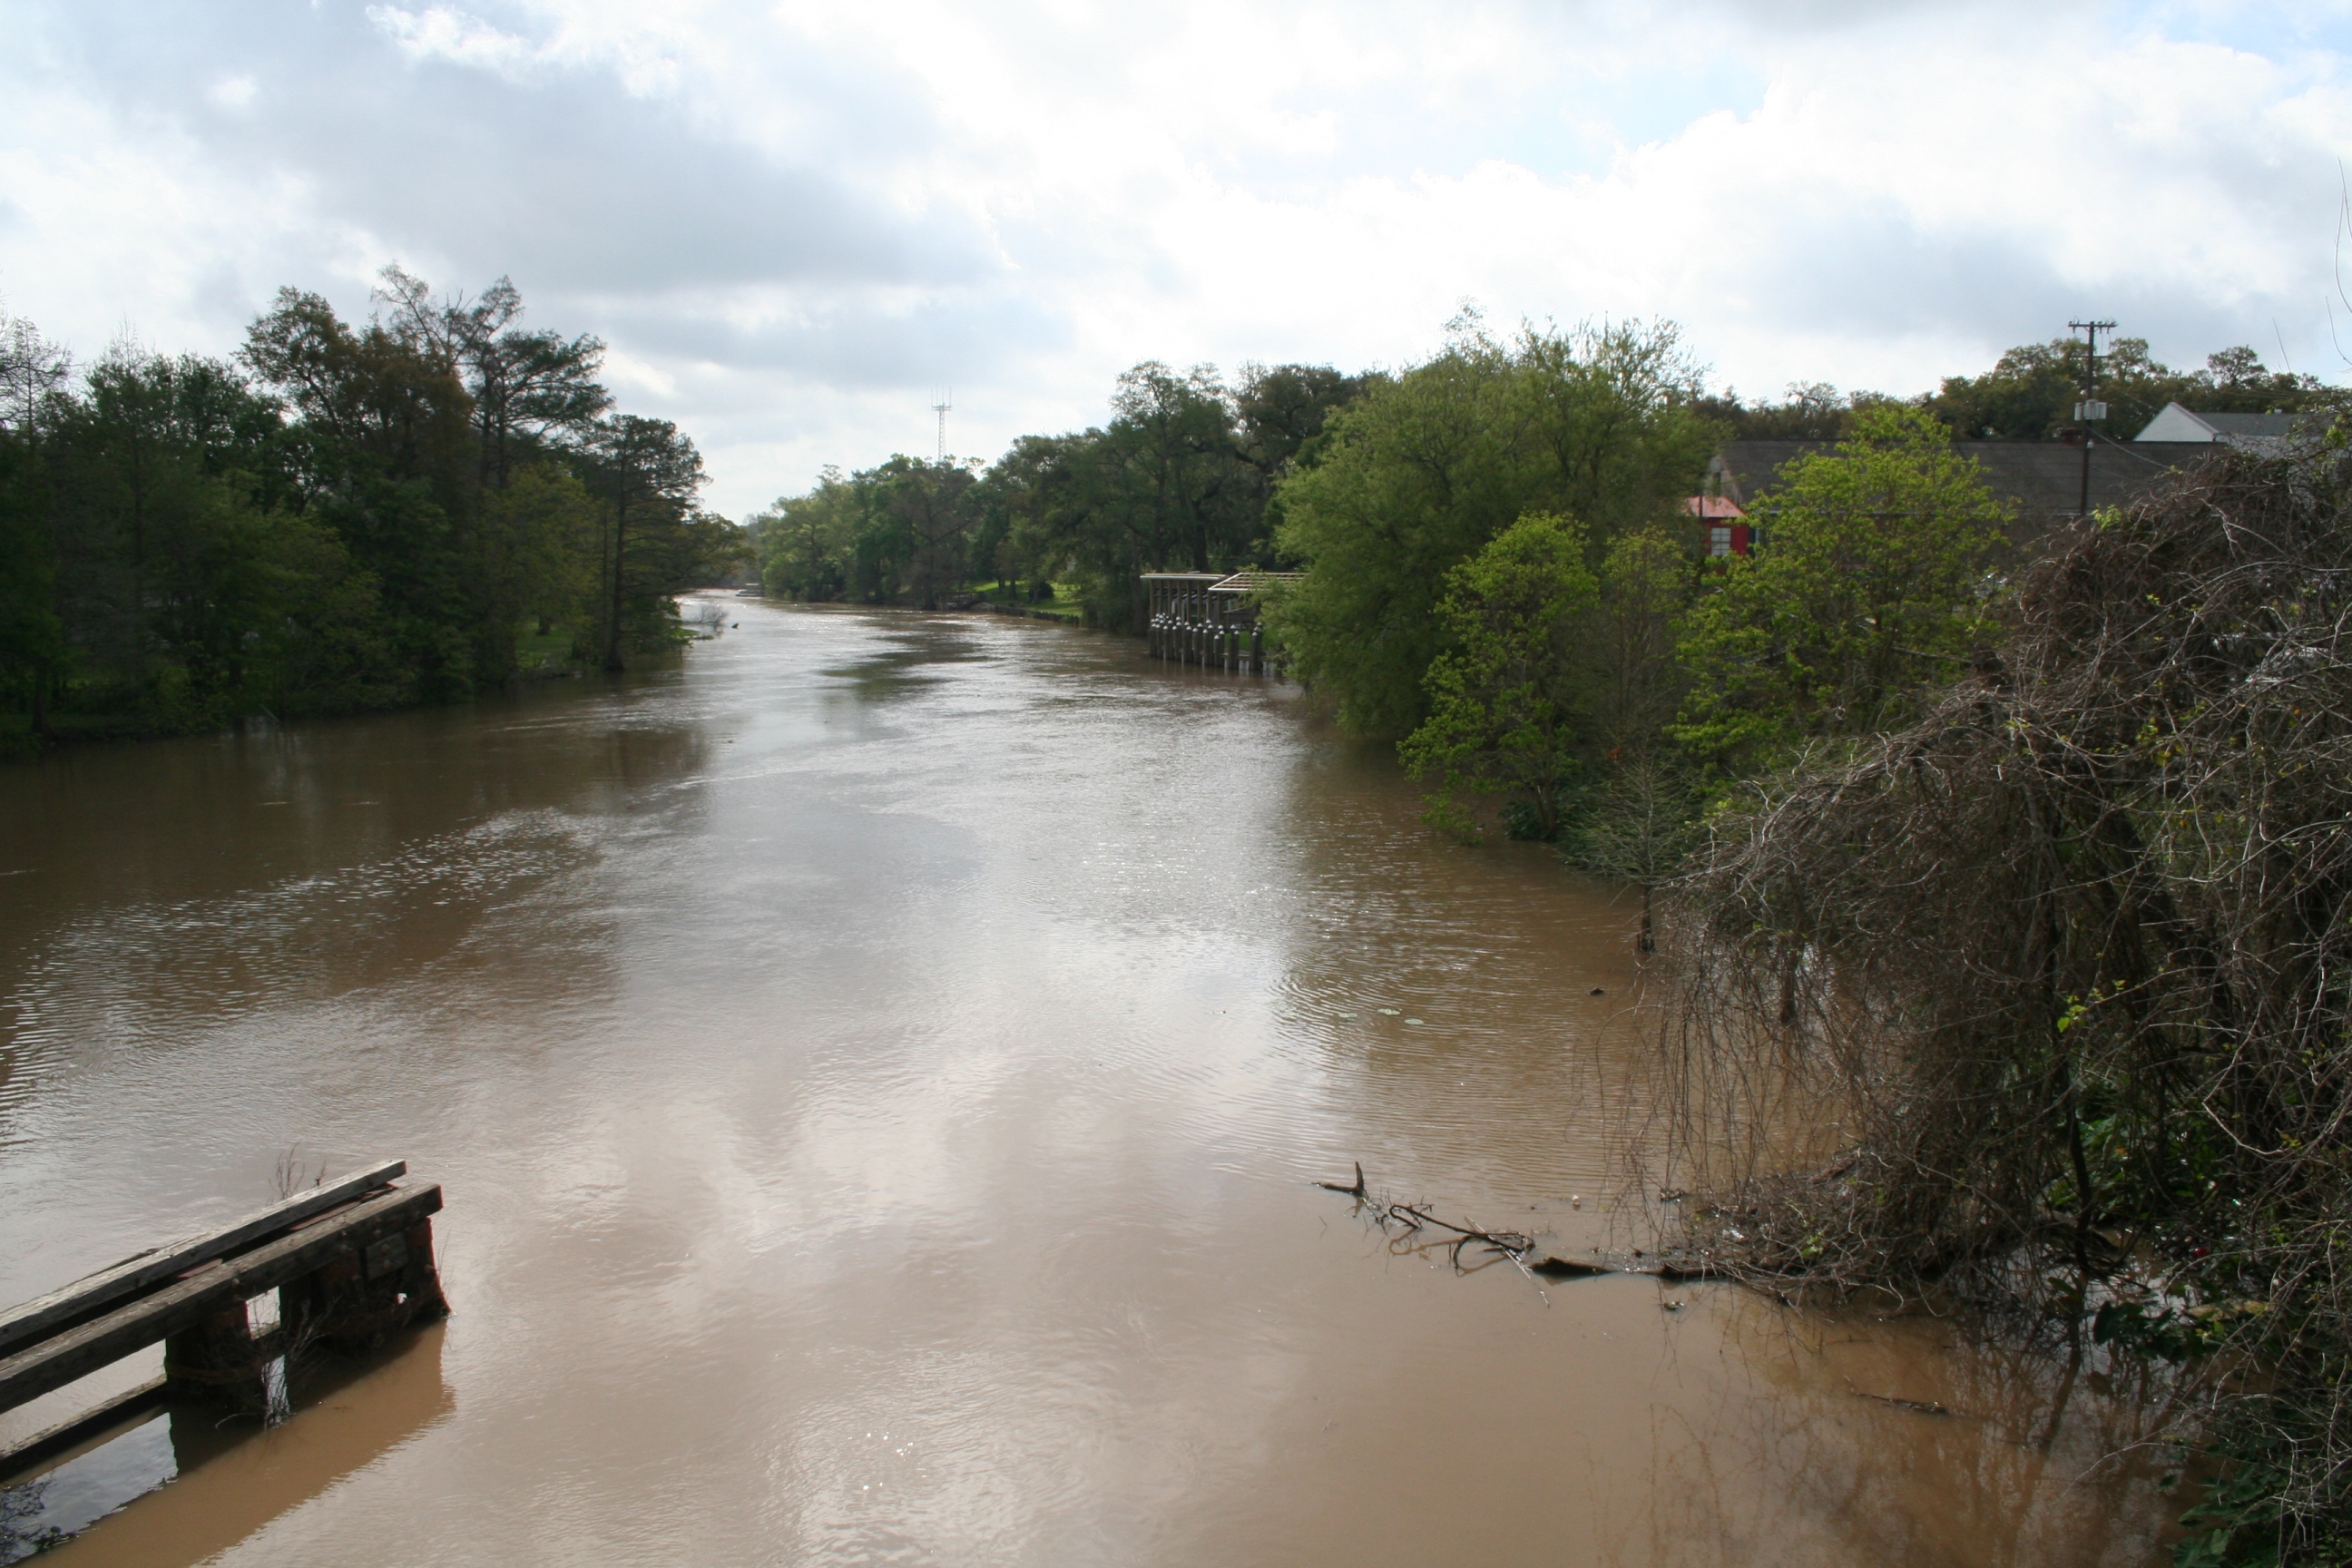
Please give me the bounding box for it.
[0,1376,168,1484]
[0,1159,405,1358]
[0,1183,440,1415]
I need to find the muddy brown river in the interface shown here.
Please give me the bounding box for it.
[0,600,2178,1565]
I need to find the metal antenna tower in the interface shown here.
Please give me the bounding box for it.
[2068,318,2117,517]
[930,388,953,463]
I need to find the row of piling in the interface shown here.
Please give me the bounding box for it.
[1141,571,1293,677]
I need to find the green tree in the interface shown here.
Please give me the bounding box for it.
[1233,360,1374,551]
[589,414,709,669]
[1673,405,2008,770]
[1268,316,1714,736]
[870,456,978,609]
[0,432,63,740]
[1930,337,2326,441]
[752,466,858,601]
[1397,513,1598,841]
[1032,363,1256,630]
[1584,522,1695,756]
[0,280,726,744]
[1563,524,1706,947]
[485,461,601,640]
[375,266,609,490]
[244,286,483,697]
[1563,755,1702,953]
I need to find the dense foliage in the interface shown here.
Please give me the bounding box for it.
[750,360,1368,627]
[1672,405,2010,770]
[0,271,742,748]
[1263,317,1716,736]
[1396,513,1598,841]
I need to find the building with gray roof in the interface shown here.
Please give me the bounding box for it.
[1705,438,2221,548]
[2132,402,2300,447]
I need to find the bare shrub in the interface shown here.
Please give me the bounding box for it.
[1654,443,2352,1551]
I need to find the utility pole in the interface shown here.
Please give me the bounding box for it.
[2068,319,2115,517]
[931,388,953,464]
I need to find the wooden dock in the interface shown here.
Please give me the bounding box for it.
[1142,571,1295,674]
[0,1160,446,1481]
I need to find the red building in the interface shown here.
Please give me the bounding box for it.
[1684,494,1753,556]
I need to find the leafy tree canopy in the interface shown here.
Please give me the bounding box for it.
[1266,316,1716,736]
[1398,511,1599,842]
[1673,404,2009,771]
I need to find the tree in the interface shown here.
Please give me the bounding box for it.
[1268,316,1715,736]
[901,460,979,610]
[1561,524,1706,947]
[0,279,724,743]
[1025,363,1257,629]
[485,461,600,640]
[1658,450,2352,1553]
[1673,404,2009,771]
[375,266,610,490]
[1563,754,1701,953]
[1929,337,2326,441]
[1583,522,1694,755]
[1263,325,1534,736]
[1234,361,1374,546]
[752,466,857,602]
[0,310,72,434]
[589,414,708,669]
[1397,513,1598,841]
[0,432,63,737]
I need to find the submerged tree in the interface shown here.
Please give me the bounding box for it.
[1398,512,1597,841]
[1563,523,1703,946]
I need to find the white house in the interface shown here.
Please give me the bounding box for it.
[2134,402,2300,446]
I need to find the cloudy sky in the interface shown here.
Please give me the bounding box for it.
[4,1,2349,516]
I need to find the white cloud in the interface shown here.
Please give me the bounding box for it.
[206,74,259,111]
[366,5,538,76]
[3,0,2350,515]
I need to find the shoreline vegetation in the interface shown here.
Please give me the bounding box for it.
[14,285,2352,1557]
[0,269,747,758]
[1651,448,2352,1566]
[746,312,2349,1564]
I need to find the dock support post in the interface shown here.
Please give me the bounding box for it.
[162,1303,268,1412]
[285,1215,450,1358]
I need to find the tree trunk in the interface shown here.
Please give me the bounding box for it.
[604,494,629,671]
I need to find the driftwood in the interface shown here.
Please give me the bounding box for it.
[1315,1163,1730,1296]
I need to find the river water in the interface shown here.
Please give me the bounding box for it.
[0,599,2178,1566]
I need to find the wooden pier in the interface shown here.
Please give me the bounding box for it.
[0,1160,446,1481]
[1142,570,1296,674]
